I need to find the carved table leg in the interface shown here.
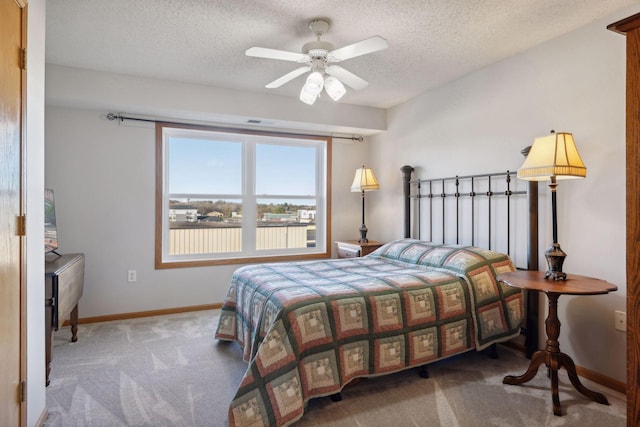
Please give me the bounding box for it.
[558,352,609,405]
[503,292,609,416]
[503,350,546,385]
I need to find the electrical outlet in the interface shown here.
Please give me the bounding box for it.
[127,270,137,282]
[615,310,626,331]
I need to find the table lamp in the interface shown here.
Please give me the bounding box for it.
[517,131,586,280]
[351,166,379,243]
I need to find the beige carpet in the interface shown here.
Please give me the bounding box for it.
[44,310,626,426]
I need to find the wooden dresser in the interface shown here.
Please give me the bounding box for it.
[45,252,85,385]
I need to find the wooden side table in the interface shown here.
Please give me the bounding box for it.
[335,240,384,258]
[498,270,617,416]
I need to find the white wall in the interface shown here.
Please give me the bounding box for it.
[26,0,47,425]
[44,104,369,318]
[368,6,639,383]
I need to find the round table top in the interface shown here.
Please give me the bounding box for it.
[498,270,618,295]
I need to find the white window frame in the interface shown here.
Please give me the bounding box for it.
[155,123,331,268]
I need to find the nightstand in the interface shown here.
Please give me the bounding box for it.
[335,240,384,258]
[498,270,617,416]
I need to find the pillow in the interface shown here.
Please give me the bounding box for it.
[371,239,513,275]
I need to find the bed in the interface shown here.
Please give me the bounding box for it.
[215,165,540,427]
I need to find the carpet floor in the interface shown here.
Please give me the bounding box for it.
[44,309,626,426]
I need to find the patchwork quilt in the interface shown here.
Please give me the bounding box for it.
[215,239,523,427]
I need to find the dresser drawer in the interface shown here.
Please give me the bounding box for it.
[337,244,360,258]
[335,240,384,258]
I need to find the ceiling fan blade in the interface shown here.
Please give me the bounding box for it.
[326,65,369,90]
[246,47,310,63]
[328,36,388,62]
[265,66,312,88]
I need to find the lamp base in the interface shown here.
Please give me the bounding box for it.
[358,224,369,243]
[544,243,567,281]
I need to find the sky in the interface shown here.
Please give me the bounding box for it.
[168,136,318,199]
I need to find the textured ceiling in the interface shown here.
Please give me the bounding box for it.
[46,0,636,109]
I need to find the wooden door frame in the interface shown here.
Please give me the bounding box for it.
[608,13,640,427]
[19,1,27,425]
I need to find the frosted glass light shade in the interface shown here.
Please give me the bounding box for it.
[351,166,380,192]
[299,85,318,105]
[518,132,587,181]
[324,75,346,101]
[305,71,324,95]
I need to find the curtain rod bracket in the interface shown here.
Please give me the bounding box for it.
[332,135,364,142]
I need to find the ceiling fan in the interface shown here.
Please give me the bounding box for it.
[246,18,388,105]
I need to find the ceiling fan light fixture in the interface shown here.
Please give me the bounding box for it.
[324,75,346,101]
[305,71,324,95]
[246,17,388,105]
[299,85,319,105]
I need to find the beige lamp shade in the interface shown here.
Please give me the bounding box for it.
[351,166,380,192]
[517,132,587,181]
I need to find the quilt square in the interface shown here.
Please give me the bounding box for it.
[440,319,469,356]
[442,250,484,273]
[465,246,509,260]
[266,370,304,426]
[313,284,358,296]
[370,294,403,332]
[505,293,524,329]
[230,388,269,427]
[467,265,500,304]
[477,302,508,340]
[331,297,368,339]
[300,350,340,395]
[375,240,415,259]
[404,288,436,326]
[260,300,280,336]
[435,282,467,319]
[272,287,321,306]
[398,243,432,264]
[409,327,438,364]
[251,292,267,327]
[215,311,237,340]
[288,303,333,352]
[223,282,238,306]
[418,246,455,267]
[491,259,515,275]
[339,341,369,383]
[256,320,296,376]
[349,279,394,292]
[416,270,457,283]
[384,274,427,289]
[375,335,405,372]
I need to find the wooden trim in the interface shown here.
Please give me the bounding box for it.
[63,303,222,326]
[501,343,626,395]
[608,14,640,426]
[154,122,163,269]
[576,365,626,396]
[626,24,640,427]
[156,252,331,269]
[35,408,47,427]
[607,12,640,35]
[19,3,27,426]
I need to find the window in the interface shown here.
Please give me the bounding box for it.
[155,123,331,268]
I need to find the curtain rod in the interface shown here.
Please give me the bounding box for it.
[106,113,364,142]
